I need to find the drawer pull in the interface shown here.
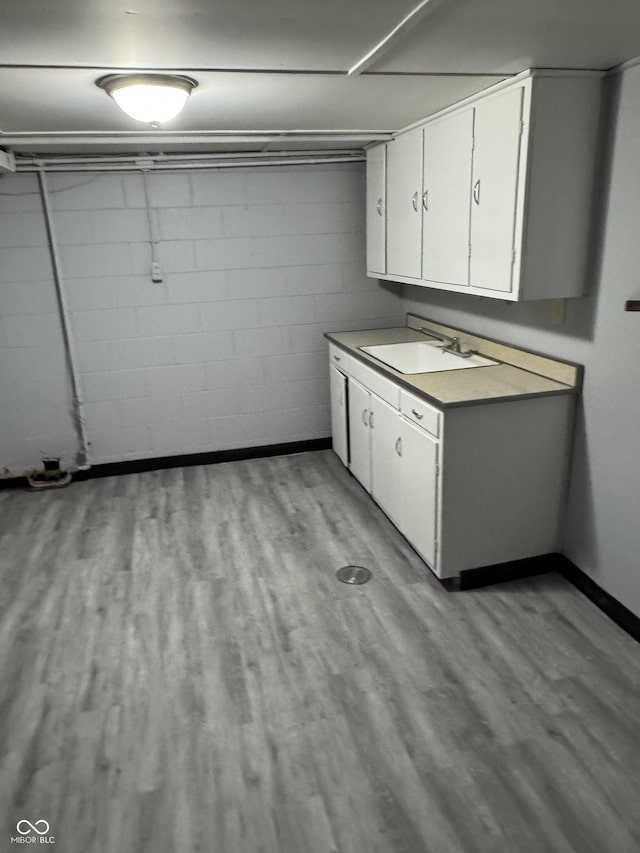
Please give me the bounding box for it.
[411,409,424,420]
[333,355,341,361]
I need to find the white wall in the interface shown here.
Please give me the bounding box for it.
[399,65,640,617]
[0,163,403,472]
[0,174,80,474]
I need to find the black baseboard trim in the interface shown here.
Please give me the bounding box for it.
[0,476,28,491]
[455,552,640,645]
[454,553,565,591]
[0,438,332,488]
[558,556,640,645]
[75,438,332,481]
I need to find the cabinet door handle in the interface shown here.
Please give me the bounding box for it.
[473,179,481,205]
[422,189,429,211]
[362,408,368,425]
[369,411,375,428]
[333,355,341,361]
[376,198,383,216]
[411,409,424,420]
[395,437,402,456]
[412,191,419,212]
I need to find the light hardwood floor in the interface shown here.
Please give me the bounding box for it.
[0,450,639,853]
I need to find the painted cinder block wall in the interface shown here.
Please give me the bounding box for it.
[0,163,404,471]
[0,174,78,474]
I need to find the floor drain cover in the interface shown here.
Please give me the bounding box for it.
[336,565,372,585]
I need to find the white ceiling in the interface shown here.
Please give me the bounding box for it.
[1,0,640,156]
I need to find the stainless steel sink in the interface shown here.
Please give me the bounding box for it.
[359,341,497,375]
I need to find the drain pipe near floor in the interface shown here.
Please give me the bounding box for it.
[37,168,91,472]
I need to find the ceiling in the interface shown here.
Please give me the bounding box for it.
[1,0,640,157]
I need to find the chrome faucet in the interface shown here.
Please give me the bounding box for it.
[418,326,474,358]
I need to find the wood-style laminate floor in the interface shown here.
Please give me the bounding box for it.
[0,450,639,853]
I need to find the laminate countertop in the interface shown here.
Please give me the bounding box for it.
[325,314,582,409]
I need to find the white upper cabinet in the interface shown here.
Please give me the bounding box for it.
[422,109,474,287]
[366,143,387,276]
[385,128,423,279]
[367,70,603,301]
[469,86,524,294]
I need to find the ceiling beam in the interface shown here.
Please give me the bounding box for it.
[1,131,394,147]
[348,0,443,76]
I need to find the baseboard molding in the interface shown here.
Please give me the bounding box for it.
[456,552,640,645]
[455,553,564,590]
[558,556,640,645]
[0,438,332,488]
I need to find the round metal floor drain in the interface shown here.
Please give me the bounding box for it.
[336,565,372,585]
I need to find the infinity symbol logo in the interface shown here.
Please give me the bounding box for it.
[16,820,50,836]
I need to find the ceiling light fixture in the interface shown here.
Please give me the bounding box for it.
[97,74,198,124]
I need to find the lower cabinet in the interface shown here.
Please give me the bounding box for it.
[329,344,574,580]
[345,373,440,570]
[396,416,439,568]
[329,365,349,467]
[347,377,372,493]
[370,393,406,527]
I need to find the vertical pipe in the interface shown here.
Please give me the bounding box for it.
[37,169,91,470]
[141,169,160,268]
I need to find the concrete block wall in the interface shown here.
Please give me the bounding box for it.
[0,174,80,475]
[1,163,403,470]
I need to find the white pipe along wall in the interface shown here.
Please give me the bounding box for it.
[37,169,91,469]
[0,173,80,475]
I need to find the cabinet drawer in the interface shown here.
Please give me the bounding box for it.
[400,390,441,437]
[329,343,400,409]
[329,344,356,375]
[348,358,400,409]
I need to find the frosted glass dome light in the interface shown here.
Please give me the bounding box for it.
[97,74,197,124]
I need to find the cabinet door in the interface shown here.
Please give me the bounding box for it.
[386,128,423,279]
[347,379,371,493]
[369,395,402,525]
[329,365,349,467]
[397,418,439,569]
[422,110,474,286]
[469,87,524,294]
[366,144,386,276]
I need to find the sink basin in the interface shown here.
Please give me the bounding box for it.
[359,341,497,375]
